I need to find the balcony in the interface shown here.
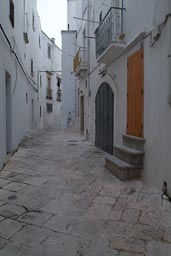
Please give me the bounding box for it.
[46,88,53,100]
[73,48,87,79]
[95,7,126,64]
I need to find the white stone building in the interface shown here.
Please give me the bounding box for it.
[64,0,171,193]
[0,0,61,170]
[61,0,77,129]
[38,32,62,129]
[61,30,77,129]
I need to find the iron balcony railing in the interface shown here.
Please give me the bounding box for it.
[73,48,87,73]
[46,88,53,100]
[95,6,125,58]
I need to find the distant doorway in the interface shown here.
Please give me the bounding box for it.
[31,99,34,129]
[80,96,84,134]
[95,83,114,155]
[5,71,12,154]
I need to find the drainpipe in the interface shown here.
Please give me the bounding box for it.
[168,15,171,105]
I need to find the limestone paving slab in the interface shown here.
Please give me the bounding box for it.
[0,242,46,256]
[0,218,24,239]
[0,129,171,255]
[0,203,25,218]
[18,211,53,226]
[3,182,28,192]
[0,179,11,188]
[11,225,52,248]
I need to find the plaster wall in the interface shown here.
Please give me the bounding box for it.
[0,0,40,170]
[61,31,77,128]
[39,32,62,129]
[0,0,62,170]
[70,0,171,191]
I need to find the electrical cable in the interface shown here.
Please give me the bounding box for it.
[11,36,38,90]
[0,24,38,93]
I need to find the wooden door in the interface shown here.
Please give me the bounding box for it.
[95,83,114,155]
[127,48,144,137]
[80,96,84,133]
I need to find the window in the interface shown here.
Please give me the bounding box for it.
[46,74,53,99]
[47,44,51,59]
[32,12,35,31]
[47,76,51,89]
[40,106,42,117]
[39,75,42,87]
[9,0,14,27]
[26,93,28,104]
[47,103,53,113]
[39,35,41,48]
[31,59,34,76]
[99,12,102,23]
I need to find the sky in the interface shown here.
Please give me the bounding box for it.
[37,0,67,48]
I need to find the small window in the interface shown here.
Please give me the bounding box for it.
[47,44,51,59]
[47,103,53,113]
[32,12,35,31]
[39,75,42,87]
[40,106,42,117]
[39,35,41,48]
[57,77,60,87]
[31,59,34,76]
[26,93,28,104]
[99,11,102,23]
[47,76,51,88]
[9,0,14,27]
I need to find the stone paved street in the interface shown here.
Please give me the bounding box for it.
[0,129,171,255]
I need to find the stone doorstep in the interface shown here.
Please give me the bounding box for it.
[113,145,144,166]
[122,134,145,151]
[105,155,142,181]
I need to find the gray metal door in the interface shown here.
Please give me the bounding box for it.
[95,83,114,155]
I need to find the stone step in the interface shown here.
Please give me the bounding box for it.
[113,145,144,165]
[123,134,145,151]
[105,154,142,181]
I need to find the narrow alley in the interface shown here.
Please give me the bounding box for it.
[0,129,170,255]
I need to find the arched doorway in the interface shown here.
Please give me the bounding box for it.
[95,82,114,155]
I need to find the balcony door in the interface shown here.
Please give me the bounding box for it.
[127,48,144,137]
[95,83,114,155]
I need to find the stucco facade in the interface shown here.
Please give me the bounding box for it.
[0,0,61,170]
[66,0,171,192]
[61,30,77,128]
[38,32,62,129]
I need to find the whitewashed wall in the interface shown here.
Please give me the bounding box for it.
[67,0,77,30]
[39,32,62,129]
[0,0,62,170]
[61,30,77,128]
[0,0,40,170]
[69,0,171,192]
